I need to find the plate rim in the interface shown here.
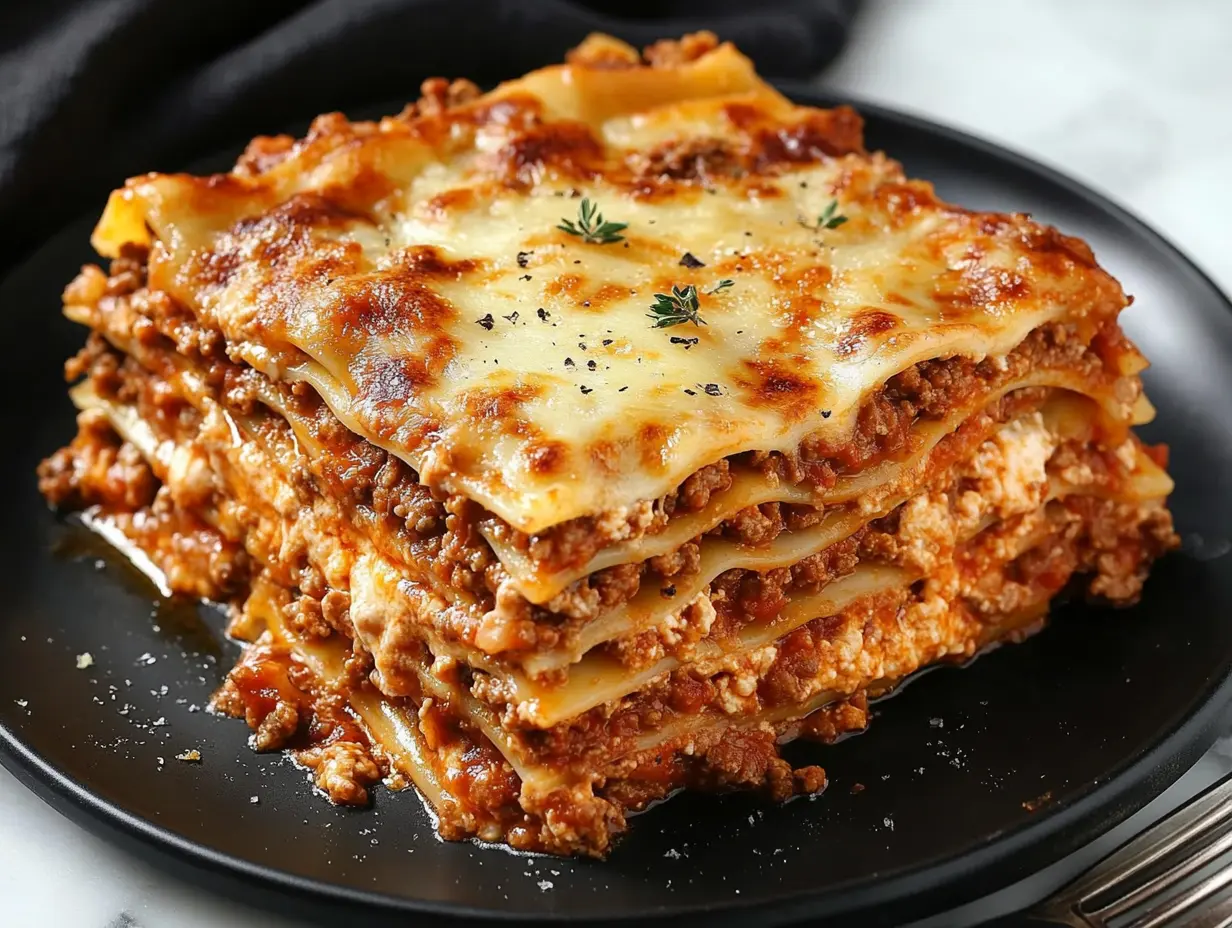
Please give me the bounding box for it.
[3,84,1231,926]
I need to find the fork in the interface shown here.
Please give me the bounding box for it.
[990,770,1232,927]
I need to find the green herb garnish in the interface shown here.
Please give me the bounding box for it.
[557,198,627,245]
[647,280,734,329]
[809,199,848,231]
[648,285,705,328]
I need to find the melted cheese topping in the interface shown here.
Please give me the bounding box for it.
[87,36,1129,534]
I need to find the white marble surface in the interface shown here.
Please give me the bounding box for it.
[3,2,1231,925]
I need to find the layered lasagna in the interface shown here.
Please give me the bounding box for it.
[38,33,1177,856]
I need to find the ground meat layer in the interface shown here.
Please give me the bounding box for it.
[212,628,384,806]
[46,334,1062,675]
[44,344,1171,702]
[39,421,386,806]
[214,598,850,857]
[65,248,1145,587]
[38,397,1176,857]
[38,409,253,601]
[480,388,1057,660]
[465,492,1177,768]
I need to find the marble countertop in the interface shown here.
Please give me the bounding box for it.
[3,2,1230,925]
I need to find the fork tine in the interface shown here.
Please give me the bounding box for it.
[1057,774,1232,906]
[1174,887,1232,928]
[1124,855,1232,928]
[1096,825,1232,922]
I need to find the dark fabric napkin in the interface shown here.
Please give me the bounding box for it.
[0,0,860,266]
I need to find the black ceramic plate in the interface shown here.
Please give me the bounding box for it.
[2,88,1232,928]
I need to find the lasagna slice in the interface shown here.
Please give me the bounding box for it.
[38,32,1177,856]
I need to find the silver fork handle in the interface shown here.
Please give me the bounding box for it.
[993,770,1232,928]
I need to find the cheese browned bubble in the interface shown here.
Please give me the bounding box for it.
[86,36,1126,535]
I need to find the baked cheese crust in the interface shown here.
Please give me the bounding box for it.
[87,33,1128,534]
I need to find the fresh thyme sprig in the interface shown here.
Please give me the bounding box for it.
[648,285,704,328]
[647,280,734,329]
[807,198,848,231]
[557,198,627,245]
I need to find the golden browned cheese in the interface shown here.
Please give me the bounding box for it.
[86,33,1129,537]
